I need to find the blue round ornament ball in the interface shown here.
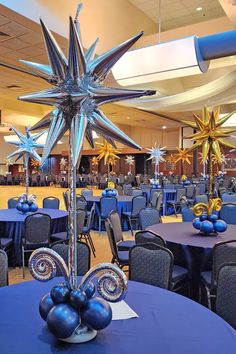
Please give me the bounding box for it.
[81,297,112,330]
[83,282,95,298]
[200,214,207,221]
[47,303,80,339]
[193,217,202,230]
[70,289,87,310]
[29,203,38,212]
[51,284,70,304]
[39,293,55,321]
[16,202,22,211]
[21,202,30,214]
[200,220,214,234]
[214,219,227,233]
[208,214,218,222]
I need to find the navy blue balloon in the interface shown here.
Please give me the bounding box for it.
[16,202,22,211]
[81,297,112,330]
[39,292,55,321]
[29,203,38,212]
[70,289,87,310]
[214,219,227,233]
[200,214,207,221]
[83,282,95,298]
[47,304,80,339]
[200,220,214,234]
[193,217,202,230]
[21,202,30,213]
[208,214,218,222]
[102,191,106,196]
[51,284,70,304]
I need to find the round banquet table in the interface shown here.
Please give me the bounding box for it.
[0,278,235,354]
[85,195,133,231]
[147,222,236,298]
[0,208,68,265]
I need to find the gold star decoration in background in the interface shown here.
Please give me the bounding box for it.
[96,142,120,165]
[182,107,236,163]
[91,156,99,166]
[31,159,40,169]
[166,154,176,164]
[174,147,192,165]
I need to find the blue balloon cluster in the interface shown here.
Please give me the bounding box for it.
[102,188,117,197]
[193,213,227,235]
[182,180,190,186]
[39,282,112,339]
[16,200,38,214]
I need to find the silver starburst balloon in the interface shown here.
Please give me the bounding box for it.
[125,155,135,173]
[6,127,45,195]
[146,143,166,179]
[18,4,155,291]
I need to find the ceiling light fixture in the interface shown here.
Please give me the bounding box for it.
[162,125,167,129]
[196,7,202,11]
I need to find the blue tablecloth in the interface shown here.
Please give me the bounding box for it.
[0,208,68,265]
[86,196,133,231]
[0,278,235,354]
[148,222,236,298]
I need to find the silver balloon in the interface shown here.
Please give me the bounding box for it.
[79,263,127,302]
[29,248,70,286]
[18,4,155,290]
[6,126,45,195]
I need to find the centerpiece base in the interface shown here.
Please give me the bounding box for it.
[61,325,97,343]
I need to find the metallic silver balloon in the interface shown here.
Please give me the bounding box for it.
[79,263,127,302]
[6,126,45,195]
[19,4,155,290]
[29,248,70,287]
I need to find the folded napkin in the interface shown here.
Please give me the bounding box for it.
[109,300,139,321]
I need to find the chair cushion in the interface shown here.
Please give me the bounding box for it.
[172,265,189,283]
[50,232,68,242]
[122,211,131,217]
[117,250,129,263]
[201,271,212,288]
[118,240,135,251]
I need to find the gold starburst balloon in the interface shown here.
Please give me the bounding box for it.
[107,156,117,166]
[182,107,236,163]
[91,156,99,166]
[97,142,120,165]
[174,147,192,165]
[31,159,40,168]
[166,154,176,164]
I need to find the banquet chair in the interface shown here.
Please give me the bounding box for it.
[79,204,96,257]
[219,203,236,224]
[181,207,195,222]
[51,209,86,243]
[167,188,186,217]
[123,183,132,196]
[8,197,18,209]
[62,191,69,211]
[43,196,60,209]
[81,189,93,198]
[135,230,165,246]
[51,240,90,276]
[195,194,208,204]
[216,263,236,330]
[22,213,51,278]
[122,195,146,235]
[195,183,206,195]
[76,194,88,212]
[108,211,135,251]
[0,250,8,287]
[200,240,236,309]
[185,184,195,205]
[105,219,129,269]
[131,188,143,197]
[129,243,173,290]
[31,174,38,187]
[139,207,161,230]
[134,231,189,293]
[99,196,117,235]
[116,185,123,196]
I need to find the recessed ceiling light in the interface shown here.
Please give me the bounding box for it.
[162,125,167,129]
[196,7,202,11]
[126,116,130,120]
[230,56,234,59]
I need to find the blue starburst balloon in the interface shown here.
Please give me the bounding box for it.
[7,126,45,162]
[146,143,166,178]
[18,4,155,167]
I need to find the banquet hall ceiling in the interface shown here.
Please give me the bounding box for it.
[129,0,225,31]
[0,1,236,133]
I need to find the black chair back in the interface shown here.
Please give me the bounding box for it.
[100,196,117,217]
[131,195,146,215]
[135,230,165,247]
[108,211,123,243]
[43,196,60,209]
[8,197,18,209]
[0,250,8,287]
[24,213,51,245]
[212,240,236,288]
[139,207,160,229]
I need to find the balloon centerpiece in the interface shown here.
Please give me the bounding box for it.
[181,174,190,186]
[125,155,135,173]
[19,3,155,343]
[16,193,38,214]
[146,143,166,186]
